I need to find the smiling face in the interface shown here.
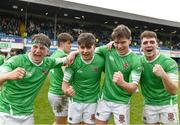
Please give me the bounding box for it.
[114,37,131,56]
[29,33,51,64]
[77,33,96,61]
[78,44,95,61]
[30,44,48,64]
[141,37,159,61]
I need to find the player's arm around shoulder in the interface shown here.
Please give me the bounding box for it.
[95,44,112,57]
[62,66,75,97]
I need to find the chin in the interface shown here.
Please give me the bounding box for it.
[83,58,90,61]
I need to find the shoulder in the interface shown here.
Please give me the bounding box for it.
[51,50,67,58]
[159,54,176,64]
[6,54,26,63]
[159,54,178,69]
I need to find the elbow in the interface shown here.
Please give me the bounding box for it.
[128,85,138,94]
[168,89,178,95]
[167,87,178,95]
[169,83,179,95]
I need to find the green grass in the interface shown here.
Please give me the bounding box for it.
[34,73,180,124]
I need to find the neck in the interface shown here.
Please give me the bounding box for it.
[146,51,159,61]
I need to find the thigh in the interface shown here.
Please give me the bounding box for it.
[48,93,68,117]
[143,105,160,124]
[21,115,34,125]
[160,104,179,124]
[0,113,7,125]
[112,103,130,125]
[68,101,82,124]
[95,100,112,122]
[83,103,97,124]
[0,112,34,125]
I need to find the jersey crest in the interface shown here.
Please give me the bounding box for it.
[42,69,47,75]
[123,63,129,69]
[92,67,98,72]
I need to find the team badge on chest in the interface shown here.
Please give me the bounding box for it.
[123,63,129,69]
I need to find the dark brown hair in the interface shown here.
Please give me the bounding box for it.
[77,33,96,48]
[111,24,131,40]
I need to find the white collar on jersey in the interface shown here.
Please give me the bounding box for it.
[116,49,132,57]
[144,53,161,63]
[28,53,44,66]
[80,54,95,64]
[57,48,64,52]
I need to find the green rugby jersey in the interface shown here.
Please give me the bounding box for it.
[140,54,178,105]
[49,49,67,95]
[95,46,142,104]
[63,54,104,103]
[0,55,5,65]
[0,54,64,115]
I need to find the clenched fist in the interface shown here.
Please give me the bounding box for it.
[7,67,26,80]
[153,64,166,78]
[113,71,125,86]
[65,86,75,97]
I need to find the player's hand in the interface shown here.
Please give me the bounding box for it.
[67,50,79,65]
[106,41,114,50]
[7,67,26,80]
[65,86,75,97]
[113,71,125,86]
[153,64,166,78]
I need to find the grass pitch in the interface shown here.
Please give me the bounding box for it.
[34,73,180,124]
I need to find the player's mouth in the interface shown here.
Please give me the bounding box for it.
[82,54,89,58]
[145,48,153,53]
[34,53,42,58]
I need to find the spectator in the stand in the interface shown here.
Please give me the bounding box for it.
[10,48,18,57]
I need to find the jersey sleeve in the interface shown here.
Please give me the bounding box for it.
[48,57,67,69]
[0,56,21,74]
[95,45,109,57]
[164,59,178,82]
[50,51,67,59]
[63,66,74,83]
[129,56,142,84]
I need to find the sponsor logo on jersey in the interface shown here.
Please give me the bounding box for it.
[77,69,83,73]
[25,72,32,77]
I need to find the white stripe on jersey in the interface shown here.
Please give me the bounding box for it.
[55,57,66,65]
[167,73,178,81]
[0,66,12,74]
[63,71,72,82]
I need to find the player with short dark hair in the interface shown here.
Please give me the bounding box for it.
[140,30,179,125]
